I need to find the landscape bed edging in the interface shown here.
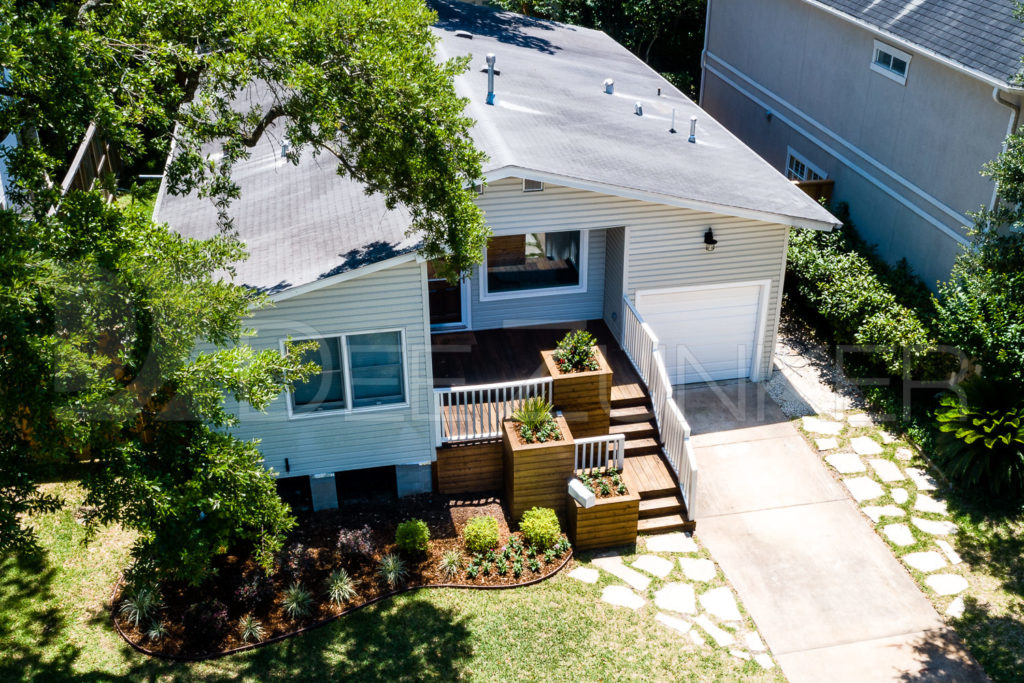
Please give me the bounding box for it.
[111,549,574,662]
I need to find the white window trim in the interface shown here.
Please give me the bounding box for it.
[478,229,589,302]
[870,40,911,85]
[786,147,827,181]
[281,328,410,420]
[522,179,544,192]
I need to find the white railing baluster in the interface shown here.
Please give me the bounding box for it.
[434,376,554,443]
[574,434,626,475]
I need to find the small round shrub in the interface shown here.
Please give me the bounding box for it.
[183,599,230,647]
[463,515,500,554]
[395,518,430,555]
[519,507,561,550]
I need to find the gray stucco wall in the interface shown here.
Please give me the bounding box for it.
[701,0,1014,286]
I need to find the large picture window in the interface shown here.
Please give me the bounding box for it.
[287,330,406,415]
[485,230,583,295]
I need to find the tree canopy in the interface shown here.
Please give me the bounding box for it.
[0,0,488,582]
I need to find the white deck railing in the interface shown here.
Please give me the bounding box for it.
[434,377,553,445]
[621,295,699,518]
[574,433,626,474]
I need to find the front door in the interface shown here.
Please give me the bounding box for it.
[428,261,467,328]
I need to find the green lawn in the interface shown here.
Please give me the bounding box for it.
[2,482,773,682]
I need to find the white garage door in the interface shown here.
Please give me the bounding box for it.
[636,283,764,384]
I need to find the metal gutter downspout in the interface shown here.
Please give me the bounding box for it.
[699,0,712,106]
[991,86,1020,210]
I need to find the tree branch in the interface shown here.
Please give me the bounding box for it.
[240,106,286,147]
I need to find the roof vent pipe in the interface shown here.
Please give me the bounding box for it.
[634,102,643,116]
[670,108,676,134]
[486,53,496,105]
[688,116,697,143]
[604,78,614,94]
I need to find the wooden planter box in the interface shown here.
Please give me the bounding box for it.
[502,416,575,521]
[567,488,640,551]
[541,346,613,439]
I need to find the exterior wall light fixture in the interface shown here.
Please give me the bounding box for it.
[704,227,718,252]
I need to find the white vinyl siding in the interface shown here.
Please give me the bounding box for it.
[603,226,626,338]
[227,259,434,478]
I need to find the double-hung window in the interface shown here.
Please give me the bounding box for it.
[288,330,406,415]
[785,148,826,182]
[871,40,911,85]
[482,230,586,298]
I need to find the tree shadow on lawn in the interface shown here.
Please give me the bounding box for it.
[896,624,989,682]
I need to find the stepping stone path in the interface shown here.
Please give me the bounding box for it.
[646,533,698,554]
[937,539,962,565]
[850,436,884,456]
[926,574,968,596]
[827,452,865,474]
[946,596,965,618]
[844,476,885,502]
[883,523,916,546]
[730,649,751,661]
[895,447,914,461]
[862,505,905,523]
[905,467,938,491]
[633,554,674,578]
[903,551,946,573]
[891,488,909,504]
[848,413,874,427]
[914,494,948,515]
[679,557,717,582]
[655,612,693,635]
[815,437,839,451]
[755,654,775,670]
[912,517,957,536]
[654,582,697,615]
[690,631,706,647]
[881,431,898,444]
[695,615,735,647]
[868,458,905,482]
[568,567,599,584]
[592,555,652,591]
[745,632,766,652]
[700,587,743,622]
[802,416,843,435]
[601,585,646,609]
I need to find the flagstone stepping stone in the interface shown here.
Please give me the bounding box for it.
[695,615,735,647]
[802,416,843,435]
[700,587,743,621]
[654,582,696,615]
[655,612,693,635]
[744,632,766,652]
[862,505,905,523]
[755,654,775,669]
[730,649,751,661]
[679,557,717,582]
[568,567,600,584]
[891,488,909,504]
[601,585,646,609]
[815,437,839,451]
[633,554,674,578]
[926,574,968,596]
[913,517,957,536]
[827,452,865,473]
[914,494,948,515]
[690,630,706,647]
[883,523,916,546]
[868,458,905,482]
[646,532,698,554]
[851,436,884,455]
[895,447,914,461]
[906,467,938,491]
[843,476,884,502]
[902,551,946,572]
[848,413,874,427]
[592,555,652,591]
[881,431,898,444]
[937,539,962,565]
[946,596,965,618]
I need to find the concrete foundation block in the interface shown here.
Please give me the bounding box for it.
[309,472,339,511]
[396,462,433,497]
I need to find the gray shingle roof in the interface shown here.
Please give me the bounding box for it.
[157,2,839,294]
[807,0,1024,84]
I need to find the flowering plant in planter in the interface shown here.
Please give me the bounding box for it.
[511,397,563,443]
[552,330,599,373]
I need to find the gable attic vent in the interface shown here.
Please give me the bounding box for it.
[454,30,473,39]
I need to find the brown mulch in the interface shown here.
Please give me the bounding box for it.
[113,493,572,658]
[577,470,629,499]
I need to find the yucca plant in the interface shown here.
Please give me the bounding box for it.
[145,620,169,642]
[377,553,408,589]
[438,549,463,581]
[238,614,266,643]
[325,568,359,606]
[118,586,162,629]
[511,397,561,443]
[281,582,314,620]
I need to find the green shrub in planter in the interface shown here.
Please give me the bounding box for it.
[511,397,562,443]
[519,506,561,550]
[553,329,599,372]
[395,518,430,555]
[463,515,500,554]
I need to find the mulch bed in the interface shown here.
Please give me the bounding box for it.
[577,470,629,499]
[112,493,573,659]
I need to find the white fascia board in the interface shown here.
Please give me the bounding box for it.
[266,251,419,303]
[802,0,1024,93]
[482,165,840,231]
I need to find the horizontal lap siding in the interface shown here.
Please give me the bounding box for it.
[603,226,625,340]
[229,260,435,478]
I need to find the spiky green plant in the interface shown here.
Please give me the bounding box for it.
[377,553,408,589]
[325,568,359,606]
[145,620,169,642]
[118,586,162,629]
[511,397,561,443]
[238,613,266,643]
[439,549,463,581]
[282,582,314,620]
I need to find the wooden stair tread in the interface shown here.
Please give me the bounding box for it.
[609,405,655,422]
[609,421,657,436]
[639,495,684,516]
[624,438,660,453]
[638,514,693,533]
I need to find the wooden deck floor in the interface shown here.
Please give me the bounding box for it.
[623,454,677,496]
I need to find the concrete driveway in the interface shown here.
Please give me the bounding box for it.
[678,381,985,682]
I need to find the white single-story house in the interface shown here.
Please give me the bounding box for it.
[155,2,839,508]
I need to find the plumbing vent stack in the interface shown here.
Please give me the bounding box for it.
[670,108,676,133]
[688,116,697,143]
[604,78,614,94]
[486,53,496,105]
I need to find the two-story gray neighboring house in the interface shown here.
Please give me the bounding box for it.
[700,0,1024,286]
